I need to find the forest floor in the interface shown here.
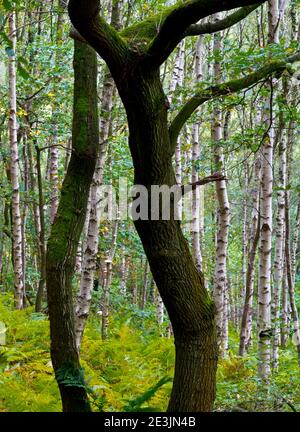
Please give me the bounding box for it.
[0,293,299,412]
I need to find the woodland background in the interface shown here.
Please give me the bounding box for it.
[0,0,300,412]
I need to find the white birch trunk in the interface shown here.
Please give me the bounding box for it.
[170,40,185,189]
[272,128,286,370]
[212,15,230,354]
[257,0,278,381]
[74,72,114,351]
[8,12,24,310]
[285,192,300,364]
[120,244,130,295]
[101,218,119,340]
[191,36,204,272]
[49,3,65,223]
[239,157,261,355]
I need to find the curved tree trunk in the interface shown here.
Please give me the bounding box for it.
[46,40,99,412]
[117,68,217,412]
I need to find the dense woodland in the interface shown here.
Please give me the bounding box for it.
[0,0,300,413]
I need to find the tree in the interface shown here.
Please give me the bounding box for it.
[7,11,24,310]
[67,0,300,412]
[46,39,99,412]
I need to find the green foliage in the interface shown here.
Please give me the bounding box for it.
[123,376,172,412]
[55,366,86,389]
[1,294,299,412]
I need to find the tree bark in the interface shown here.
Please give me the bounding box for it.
[117,68,217,412]
[257,0,278,381]
[239,158,261,356]
[285,191,300,364]
[212,16,230,354]
[46,40,99,412]
[35,146,47,312]
[49,2,66,224]
[101,218,119,340]
[272,117,286,370]
[8,11,24,310]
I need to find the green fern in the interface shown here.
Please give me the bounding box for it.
[55,365,86,389]
[123,376,172,412]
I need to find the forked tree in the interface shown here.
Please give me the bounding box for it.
[46,0,300,412]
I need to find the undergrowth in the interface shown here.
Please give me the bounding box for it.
[0,293,299,412]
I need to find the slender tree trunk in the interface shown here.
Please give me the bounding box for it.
[257,0,278,380]
[8,12,24,310]
[140,260,150,310]
[191,122,203,272]
[191,36,204,272]
[239,158,261,356]
[170,40,185,190]
[74,70,114,350]
[74,0,122,351]
[46,40,98,412]
[120,246,129,295]
[212,16,230,354]
[257,119,273,380]
[239,218,260,356]
[272,120,286,370]
[49,1,66,224]
[285,191,300,364]
[21,131,29,307]
[155,288,164,327]
[35,146,47,312]
[291,196,300,281]
[101,218,119,340]
[281,265,289,348]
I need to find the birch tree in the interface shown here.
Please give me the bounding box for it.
[8,11,24,310]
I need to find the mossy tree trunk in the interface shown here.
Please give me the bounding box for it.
[46,40,99,412]
[117,69,218,412]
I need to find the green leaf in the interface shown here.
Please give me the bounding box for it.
[17,63,30,80]
[0,31,11,46]
[3,0,13,11]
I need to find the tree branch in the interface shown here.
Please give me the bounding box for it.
[68,0,129,74]
[143,0,266,67]
[181,172,226,195]
[186,4,262,36]
[169,52,300,150]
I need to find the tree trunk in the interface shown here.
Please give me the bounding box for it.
[46,40,99,412]
[257,0,278,380]
[74,0,122,351]
[49,3,65,224]
[191,36,204,272]
[285,191,300,364]
[140,260,150,310]
[280,266,289,348]
[74,69,115,351]
[117,67,217,412]
[101,218,119,340]
[239,209,260,356]
[272,119,286,370]
[35,146,47,312]
[8,11,24,310]
[212,17,230,354]
[120,245,129,295]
